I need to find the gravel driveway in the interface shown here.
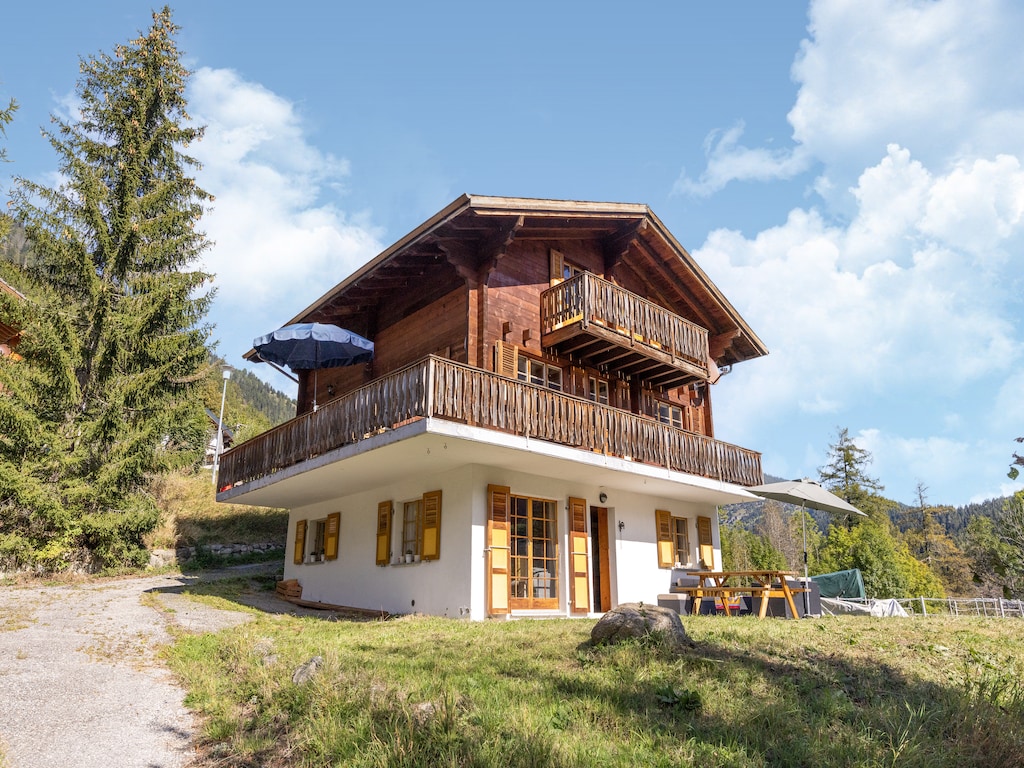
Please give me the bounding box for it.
[0,564,294,768]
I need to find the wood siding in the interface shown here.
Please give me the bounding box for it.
[299,287,468,413]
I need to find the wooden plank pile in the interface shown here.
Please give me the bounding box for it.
[276,579,302,601]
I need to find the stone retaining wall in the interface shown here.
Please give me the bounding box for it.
[148,542,284,569]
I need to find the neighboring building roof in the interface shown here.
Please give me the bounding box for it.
[246,194,768,367]
[0,276,25,349]
[205,407,235,444]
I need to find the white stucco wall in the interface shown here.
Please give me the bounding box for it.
[283,465,477,618]
[281,461,723,620]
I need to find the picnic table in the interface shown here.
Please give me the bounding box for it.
[670,569,805,619]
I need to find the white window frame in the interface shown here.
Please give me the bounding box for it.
[671,516,691,567]
[517,355,563,392]
[402,499,422,559]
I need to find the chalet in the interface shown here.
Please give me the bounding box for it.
[217,195,767,619]
[0,276,24,359]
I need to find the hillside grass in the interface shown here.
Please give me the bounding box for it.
[167,583,1024,768]
[148,470,288,550]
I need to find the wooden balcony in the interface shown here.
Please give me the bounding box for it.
[217,356,762,491]
[541,272,710,388]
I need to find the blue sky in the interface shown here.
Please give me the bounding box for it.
[2,1,1023,507]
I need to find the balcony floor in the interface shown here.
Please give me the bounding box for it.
[217,417,758,509]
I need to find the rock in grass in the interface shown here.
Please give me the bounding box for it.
[590,603,693,650]
[292,655,323,684]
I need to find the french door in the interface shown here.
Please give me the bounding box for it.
[510,496,559,609]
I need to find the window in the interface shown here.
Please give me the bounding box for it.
[294,513,340,564]
[671,517,689,566]
[657,402,684,429]
[587,376,609,405]
[550,248,585,285]
[510,495,559,609]
[376,491,442,565]
[311,519,327,560]
[655,509,691,568]
[517,355,562,391]
[562,261,583,281]
[402,500,421,559]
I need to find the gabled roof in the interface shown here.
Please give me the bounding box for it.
[246,195,767,366]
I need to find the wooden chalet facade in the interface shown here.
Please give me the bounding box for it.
[217,195,768,619]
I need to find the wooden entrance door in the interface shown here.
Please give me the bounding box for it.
[590,507,612,612]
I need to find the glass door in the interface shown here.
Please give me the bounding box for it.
[510,496,559,609]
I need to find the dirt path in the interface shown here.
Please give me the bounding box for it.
[0,565,285,768]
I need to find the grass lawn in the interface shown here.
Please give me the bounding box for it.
[167,582,1024,768]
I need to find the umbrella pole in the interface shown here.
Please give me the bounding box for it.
[313,368,318,412]
[801,502,810,616]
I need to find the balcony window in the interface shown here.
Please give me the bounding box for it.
[517,355,562,391]
[587,376,609,405]
[657,402,684,429]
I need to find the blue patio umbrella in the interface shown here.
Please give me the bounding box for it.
[254,322,374,408]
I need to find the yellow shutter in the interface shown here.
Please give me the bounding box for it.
[697,515,714,569]
[494,340,518,378]
[568,497,590,615]
[293,519,307,565]
[655,509,674,569]
[375,501,393,566]
[487,485,511,615]
[420,490,442,561]
[324,512,340,561]
[550,248,565,285]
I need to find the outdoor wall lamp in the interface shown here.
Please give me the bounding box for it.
[326,384,336,396]
[618,520,625,532]
[599,492,608,503]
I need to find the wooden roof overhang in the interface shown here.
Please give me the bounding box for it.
[243,195,767,369]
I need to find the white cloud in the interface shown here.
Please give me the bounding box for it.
[673,122,812,197]
[676,0,1024,201]
[685,0,1024,505]
[187,68,384,376]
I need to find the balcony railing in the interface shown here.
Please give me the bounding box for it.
[217,356,762,491]
[540,272,709,386]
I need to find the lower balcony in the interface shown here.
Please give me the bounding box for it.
[216,355,762,498]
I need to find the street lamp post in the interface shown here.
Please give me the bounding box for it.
[212,366,232,487]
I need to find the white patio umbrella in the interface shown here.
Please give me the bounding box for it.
[744,478,866,615]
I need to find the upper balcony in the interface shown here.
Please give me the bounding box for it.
[217,355,762,497]
[541,272,711,389]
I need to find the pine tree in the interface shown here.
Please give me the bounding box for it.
[1,8,212,570]
[818,427,884,512]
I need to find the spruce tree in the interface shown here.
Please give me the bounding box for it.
[1,8,212,570]
[818,427,884,512]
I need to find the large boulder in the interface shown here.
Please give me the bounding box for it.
[590,602,693,650]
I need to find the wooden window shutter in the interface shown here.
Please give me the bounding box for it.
[420,490,442,561]
[494,340,518,378]
[324,512,340,561]
[568,497,590,615]
[293,519,307,565]
[486,485,512,615]
[375,501,393,566]
[697,515,714,569]
[550,248,565,285]
[655,510,674,569]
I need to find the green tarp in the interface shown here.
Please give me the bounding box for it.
[810,568,866,599]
